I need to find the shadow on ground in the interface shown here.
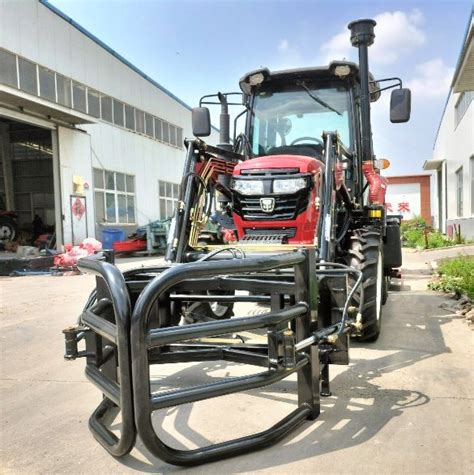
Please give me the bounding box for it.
[114,291,455,473]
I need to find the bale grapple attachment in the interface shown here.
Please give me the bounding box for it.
[63,249,352,466]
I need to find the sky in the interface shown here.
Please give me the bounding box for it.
[48,0,473,175]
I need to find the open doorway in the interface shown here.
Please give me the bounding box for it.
[0,118,57,249]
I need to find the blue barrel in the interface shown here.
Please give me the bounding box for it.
[102,228,125,250]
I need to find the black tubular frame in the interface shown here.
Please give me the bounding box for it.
[129,249,320,466]
[76,253,136,457]
[66,246,351,465]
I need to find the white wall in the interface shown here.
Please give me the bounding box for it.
[57,126,94,243]
[385,183,421,220]
[57,123,191,243]
[84,121,188,225]
[433,91,474,228]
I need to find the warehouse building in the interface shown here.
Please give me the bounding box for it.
[0,0,218,248]
[424,13,473,238]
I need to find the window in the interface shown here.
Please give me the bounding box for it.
[176,127,183,148]
[38,66,55,102]
[145,113,154,137]
[154,118,163,140]
[169,124,177,146]
[0,49,17,88]
[56,74,71,107]
[162,121,170,143]
[455,91,474,127]
[72,82,86,113]
[124,104,135,130]
[136,110,145,134]
[93,168,136,224]
[158,180,180,219]
[87,89,101,118]
[456,166,463,217]
[113,100,124,126]
[18,57,38,95]
[251,84,351,154]
[101,95,113,122]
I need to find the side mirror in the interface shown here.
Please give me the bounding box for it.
[192,107,211,137]
[390,88,411,123]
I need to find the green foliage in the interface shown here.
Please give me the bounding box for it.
[428,256,474,298]
[401,227,422,247]
[412,215,427,227]
[400,215,463,249]
[426,231,455,248]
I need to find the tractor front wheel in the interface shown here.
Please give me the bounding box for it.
[347,227,384,342]
[182,290,235,323]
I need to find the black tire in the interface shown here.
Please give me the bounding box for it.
[185,290,234,322]
[382,275,389,305]
[347,227,384,342]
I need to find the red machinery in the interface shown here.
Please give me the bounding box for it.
[232,155,323,244]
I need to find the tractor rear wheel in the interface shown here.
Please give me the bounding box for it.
[347,227,384,342]
[382,275,389,305]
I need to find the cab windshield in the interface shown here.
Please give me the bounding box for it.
[250,83,351,156]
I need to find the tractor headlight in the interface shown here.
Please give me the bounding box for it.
[232,179,264,195]
[273,178,307,194]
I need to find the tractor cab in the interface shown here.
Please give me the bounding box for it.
[227,62,376,244]
[240,62,365,159]
[189,59,408,250]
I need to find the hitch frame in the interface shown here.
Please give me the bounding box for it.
[65,248,346,466]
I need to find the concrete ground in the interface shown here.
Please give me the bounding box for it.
[0,248,473,474]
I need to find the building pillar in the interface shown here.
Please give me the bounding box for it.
[51,128,64,250]
[442,161,447,234]
[0,122,15,210]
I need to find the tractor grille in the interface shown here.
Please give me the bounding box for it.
[234,194,309,221]
[240,234,289,244]
[244,228,296,238]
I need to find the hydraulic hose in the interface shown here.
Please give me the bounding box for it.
[315,262,363,337]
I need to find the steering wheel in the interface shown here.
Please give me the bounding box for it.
[290,136,324,146]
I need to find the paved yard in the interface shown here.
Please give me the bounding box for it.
[0,248,473,474]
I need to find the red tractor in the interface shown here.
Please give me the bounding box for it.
[64,19,410,465]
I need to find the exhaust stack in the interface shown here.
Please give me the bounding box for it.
[348,19,376,161]
[217,92,231,150]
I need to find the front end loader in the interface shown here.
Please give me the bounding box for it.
[63,19,411,466]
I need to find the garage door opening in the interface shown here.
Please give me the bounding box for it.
[0,118,58,249]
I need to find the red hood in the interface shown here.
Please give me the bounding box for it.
[234,155,324,174]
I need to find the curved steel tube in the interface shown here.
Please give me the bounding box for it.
[151,355,308,410]
[147,303,308,347]
[130,250,316,466]
[77,255,136,457]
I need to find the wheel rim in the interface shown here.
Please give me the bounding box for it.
[210,301,229,318]
[376,250,383,322]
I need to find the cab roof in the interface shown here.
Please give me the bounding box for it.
[239,61,380,101]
